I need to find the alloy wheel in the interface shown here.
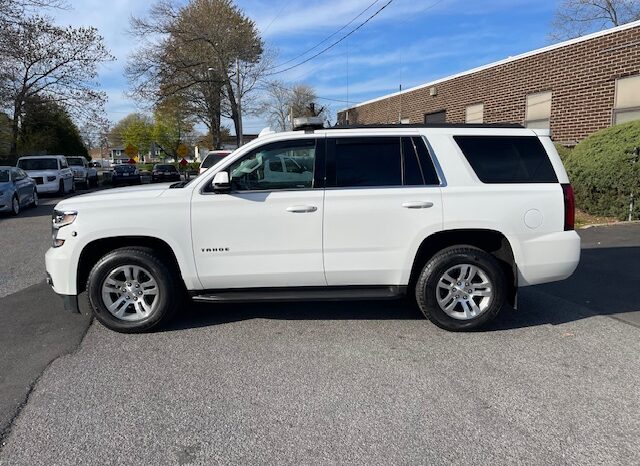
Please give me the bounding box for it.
[101,265,160,322]
[436,264,493,320]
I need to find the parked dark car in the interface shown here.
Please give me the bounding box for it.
[151,164,181,183]
[112,164,141,186]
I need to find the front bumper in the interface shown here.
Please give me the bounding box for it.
[46,272,80,313]
[36,180,61,193]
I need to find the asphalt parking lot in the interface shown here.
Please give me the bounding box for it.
[0,193,638,465]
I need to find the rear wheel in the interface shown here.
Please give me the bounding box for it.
[11,195,20,215]
[87,247,179,333]
[415,246,507,331]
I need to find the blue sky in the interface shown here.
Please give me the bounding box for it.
[53,0,561,134]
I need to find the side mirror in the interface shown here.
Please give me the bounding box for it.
[212,171,230,193]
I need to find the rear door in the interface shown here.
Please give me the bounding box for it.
[323,135,443,286]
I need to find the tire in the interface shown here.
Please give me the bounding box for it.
[415,246,507,331]
[70,180,76,193]
[11,195,20,216]
[58,179,65,196]
[30,189,38,208]
[87,247,179,333]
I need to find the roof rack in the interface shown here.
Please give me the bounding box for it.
[330,123,525,129]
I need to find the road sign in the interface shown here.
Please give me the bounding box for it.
[177,144,188,158]
[179,158,188,166]
[124,144,138,157]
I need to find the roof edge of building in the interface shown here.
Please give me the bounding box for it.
[340,19,640,113]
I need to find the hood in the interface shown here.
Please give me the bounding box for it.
[55,183,172,209]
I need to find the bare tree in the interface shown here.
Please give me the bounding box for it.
[127,0,265,148]
[550,0,640,40]
[260,82,327,131]
[0,16,113,158]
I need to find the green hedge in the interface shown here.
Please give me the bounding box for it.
[562,120,640,220]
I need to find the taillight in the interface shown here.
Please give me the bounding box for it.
[562,183,575,231]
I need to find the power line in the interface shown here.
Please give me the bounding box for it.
[258,78,354,104]
[268,0,381,72]
[265,0,396,77]
[262,0,293,35]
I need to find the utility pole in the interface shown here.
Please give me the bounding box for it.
[236,58,243,147]
[629,146,639,222]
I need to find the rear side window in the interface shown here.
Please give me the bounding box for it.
[334,137,401,187]
[402,137,440,186]
[454,136,557,183]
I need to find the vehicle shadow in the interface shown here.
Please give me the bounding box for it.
[162,246,640,332]
[0,204,54,220]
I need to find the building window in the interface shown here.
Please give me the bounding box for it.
[525,91,552,129]
[466,103,484,124]
[424,110,446,124]
[614,75,640,125]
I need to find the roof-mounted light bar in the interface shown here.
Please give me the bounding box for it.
[293,116,324,131]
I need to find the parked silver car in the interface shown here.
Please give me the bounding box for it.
[0,166,38,215]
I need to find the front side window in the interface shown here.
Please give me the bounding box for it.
[228,139,316,191]
[59,158,68,169]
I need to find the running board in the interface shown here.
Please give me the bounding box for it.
[190,286,406,303]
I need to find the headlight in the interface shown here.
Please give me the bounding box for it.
[52,210,77,247]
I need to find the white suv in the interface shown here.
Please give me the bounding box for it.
[17,155,74,194]
[45,123,580,333]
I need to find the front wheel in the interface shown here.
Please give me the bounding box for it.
[30,189,38,208]
[415,246,507,331]
[87,247,179,333]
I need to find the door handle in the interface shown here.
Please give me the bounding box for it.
[286,205,318,213]
[402,201,434,209]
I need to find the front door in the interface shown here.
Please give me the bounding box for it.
[191,137,327,290]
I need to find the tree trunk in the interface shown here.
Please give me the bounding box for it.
[9,102,21,161]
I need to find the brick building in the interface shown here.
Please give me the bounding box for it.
[337,20,640,145]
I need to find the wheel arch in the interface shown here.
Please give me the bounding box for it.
[77,236,185,294]
[408,229,517,306]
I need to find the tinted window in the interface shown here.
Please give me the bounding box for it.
[334,137,401,187]
[229,139,316,191]
[67,157,85,166]
[115,165,136,172]
[155,164,177,171]
[17,158,58,170]
[0,169,9,182]
[202,152,231,169]
[454,136,557,183]
[402,137,440,186]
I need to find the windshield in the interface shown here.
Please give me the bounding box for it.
[0,170,9,182]
[67,157,85,166]
[17,158,58,170]
[201,152,230,169]
[155,164,177,171]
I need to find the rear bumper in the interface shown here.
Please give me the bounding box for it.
[515,230,581,286]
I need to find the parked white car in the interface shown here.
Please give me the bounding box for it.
[17,155,74,195]
[67,156,98,188]
[46,122,580,333]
